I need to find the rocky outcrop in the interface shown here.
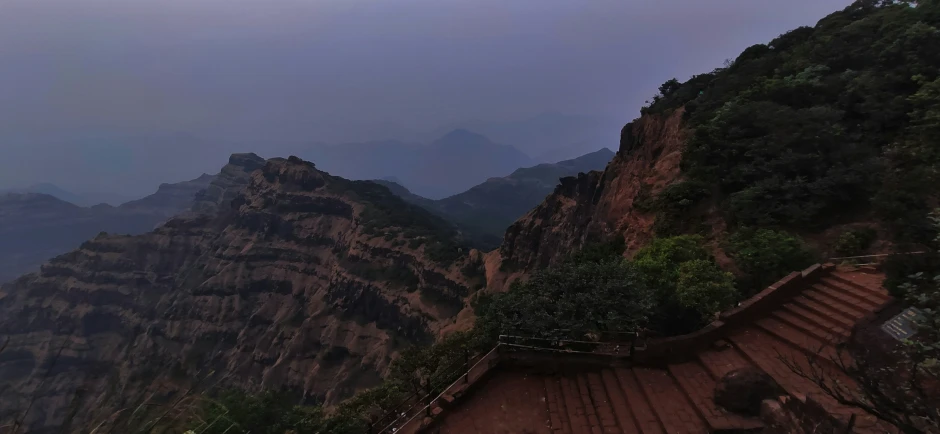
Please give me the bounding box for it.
[486,109,688,290]
[714,367,781,416]
[0,156,476,432]
[191,153,267,214]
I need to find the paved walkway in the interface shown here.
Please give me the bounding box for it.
[430,268,896,434]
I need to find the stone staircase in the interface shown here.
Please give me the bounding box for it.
[425,266,897,434]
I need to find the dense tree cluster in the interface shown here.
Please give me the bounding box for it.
[644,0,940,240]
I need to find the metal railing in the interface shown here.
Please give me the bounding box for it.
[370,345,496,434]
[829,251,927,266]
[373,344,501,434]
[370,329,641,433]
[498,333,638,357]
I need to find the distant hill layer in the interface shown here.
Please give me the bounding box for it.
[302,129,534,199]
[0,172,217,283]
[376,148,615,248]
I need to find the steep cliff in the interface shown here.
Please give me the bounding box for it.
[0,156,477,432]
[485,109,690,291]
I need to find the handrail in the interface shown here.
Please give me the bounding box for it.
[370,329,640,433]
[369,344,499,434]
[374,344,502,434]
[828,251,926,261]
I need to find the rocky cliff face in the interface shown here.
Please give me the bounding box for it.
[191,153,267,214]
[485,109,688,291]
[0,156,476,432]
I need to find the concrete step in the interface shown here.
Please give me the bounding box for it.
[819,276,887,308]
[809,284,873,317]
[790,295,856,328]
[560,374,592,434]
[575,373,604,434]
[546,376,574,434]
[801,289,865,322]
[780,303,850,338]
[755,317,840,363]
[828,272,890,301]
[600,369,641,434]
[613,368,664,434]
[633,367,709,434]
[585,372,623,434]
[771,310,845,344]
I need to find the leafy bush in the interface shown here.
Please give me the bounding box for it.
[477,259,655,341]
[676,259,737,322]
[633,235,735,333]
[194,389,326,434]
[728,228,816,295]
[632,235,711,287]
[834,227,878,256]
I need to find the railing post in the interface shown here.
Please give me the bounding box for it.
[629,331,637,362]
[464,349,470,384]
[425,380,433,417]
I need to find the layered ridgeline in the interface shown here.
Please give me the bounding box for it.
[489,0,940,291]
[0,156,481,432]
[376,148,615,249]
[0,174,216,283]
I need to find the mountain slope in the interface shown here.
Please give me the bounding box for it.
[376,148,615,248]
[486,0,940,291]
[0,156,480,433]
[0,173,216,283]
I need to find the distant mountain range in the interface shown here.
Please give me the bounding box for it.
[0,173,216,283]
[433,111,622,162]
[375,148,615,248]
[0,183,136,206]
[301,129,534,199]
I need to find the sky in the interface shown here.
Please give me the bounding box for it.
[0,0,854,198]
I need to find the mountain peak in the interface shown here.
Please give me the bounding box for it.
[228,152,266,167]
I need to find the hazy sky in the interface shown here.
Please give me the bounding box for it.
[0,0,853,197]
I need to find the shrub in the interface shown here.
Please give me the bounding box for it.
[728,228,816,295]
[632,235,734,334]
[834,227,878,256]
[195,389,325,434]
[676,259,738,322]
[477,259,655,341]
[632,235,711,288]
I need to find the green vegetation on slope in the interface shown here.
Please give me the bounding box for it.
[186,235,740,433]
[641,0,940,241]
